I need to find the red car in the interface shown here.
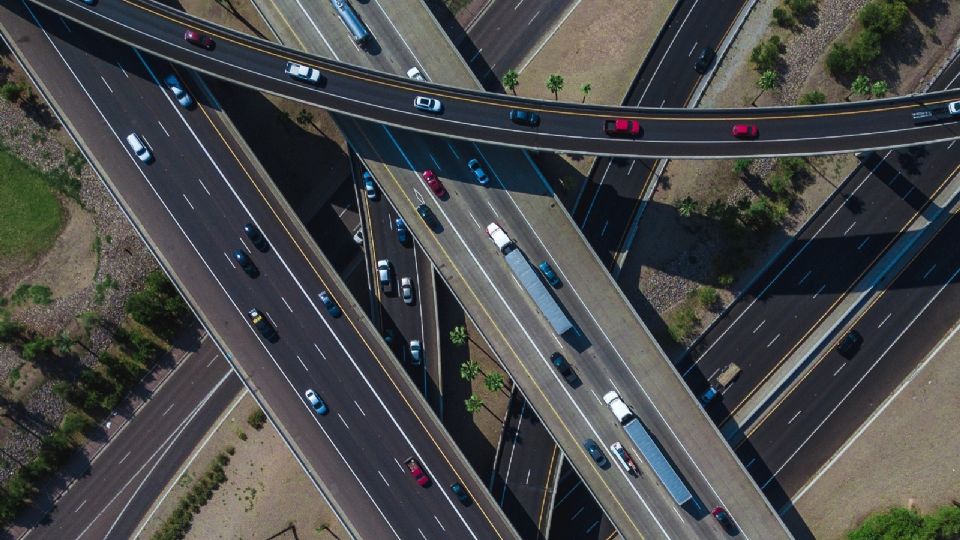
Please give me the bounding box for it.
[731,124,759,139]
[421,169,447,198]
[404,457,430,487]
[184,29,215,50]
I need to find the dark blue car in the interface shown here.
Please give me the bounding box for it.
[538,261,561,288]
[395,217,409,244]
[234,249,259,278]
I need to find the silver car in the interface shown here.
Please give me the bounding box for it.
[409,339,422,366]
[400,277,414,305]
[414,96,442,113]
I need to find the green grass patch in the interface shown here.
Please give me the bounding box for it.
[441,0,471,15]
[0,150,63,264]
[8,362,23,388]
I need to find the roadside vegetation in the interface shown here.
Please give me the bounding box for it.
[0,148,64,265]
[150,447,233,540]
[847,504,960,539]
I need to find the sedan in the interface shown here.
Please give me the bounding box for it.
[731,124,759,139]
[550,352,578,385]
[949,100,960,115]
[417,204,439,230]
[538,261,561,288]
[400,277,414,305]
[247,308,278,342]
[243,223,269,252]
[363,171,377,200]
[163,74,193,108]
[233,249,259,278]
[712,506,735,531]
[421,169,447,198]
[467,158,489,185]
[450,483,471,505]
[395,217,409,244]
[836,329,863,358]
[304,389,328,415]
[183,29,215,50]
[509,109,540,127]
[583,438,608,468]
[409,339,423,366]
[318,291,341,318]
[414,96,442,113]
[694,46,715,74]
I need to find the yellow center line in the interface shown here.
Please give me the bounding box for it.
[730,160,960,438]
[121,0,948,123]
[348,119,645,539]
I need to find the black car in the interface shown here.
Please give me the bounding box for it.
[583,438,608,468]
[233,249,259,278]
[247,308,278,342]
[450,483,471,505]
[509,109,540,127]
[694,46,716,74]
[318,291,341,318]
[836,329,863,358]
[551,352,577,385]
[244,223,269,252]
[417,203,440,229]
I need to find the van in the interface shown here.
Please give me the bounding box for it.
[126,133,152,163]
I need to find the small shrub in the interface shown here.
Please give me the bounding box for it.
[750,36,785,72]
[798,90,826,105]
[850,30,882,65]
[695,287,720,310]
[772,7,794,28]
[28,285,52,305]
[235,427,247,441]
[786,0,816,16]
[247,408,266,430]
[667,304,700,342]
[10,284,32,306]
[859,0,908,36]
[718,274,735,288]
[0,82,24,103]
[826,43,857,76]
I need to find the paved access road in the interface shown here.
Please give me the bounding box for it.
[23,0,960,158]
[575,0,747,268]
[25,339,241,540]
[0,2,517,537]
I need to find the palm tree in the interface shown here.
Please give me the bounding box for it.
[580,83,592,103]
[546,74,564,100]
[460,360,480,381]
[52,332,75,356]
[870,80,888,98]
[464,394,484,414]
[677,197,698,218]
[296,109,314,126]
[483,373,505,393]
[849,74,871,100]
[502,69,519,95]
[753,70,778,105]
[449,325,467,347]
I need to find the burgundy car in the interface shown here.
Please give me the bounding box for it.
[421,169,447,198]
[731,124,759,139]
[184,29,215,50]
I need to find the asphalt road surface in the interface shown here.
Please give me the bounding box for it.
[22,0,960,158]
[574,0,748,269]
[0,3,517,537]
[25,338,242,540]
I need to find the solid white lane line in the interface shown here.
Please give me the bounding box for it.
[767,334,780,348]
[281,297,293,312]
[181,193,195,210]
[355,401,366,416]
[157,121,169,137]
[100,75,113,93]
[296,355,308,371]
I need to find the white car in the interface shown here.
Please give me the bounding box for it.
[414,96,442,113]
[125,133,153,163]
[377,259,392,291]
[352,227,364,245]
[409,339,422,366]
[285,62,323,84]
[363,171,377,199]
[400,277,414,305]
[407,67,426,81]
[949,100,960,115]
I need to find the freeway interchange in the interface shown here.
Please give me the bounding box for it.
[5,0,959,538]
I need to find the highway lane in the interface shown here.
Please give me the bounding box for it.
[740,198,960,505]
[338,115,787,538]
[681,54,960,431]
[27,340,242,540]
[23,0,960,158]
[574,0,747,268]
[550,460,617,540]
[0,3,517,537]
[462,0,572,90]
